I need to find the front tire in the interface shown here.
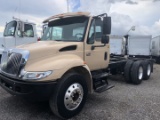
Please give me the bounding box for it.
[156,57,160,64]
[49,73,88,119]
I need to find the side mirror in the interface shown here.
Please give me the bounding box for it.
[103,17,111,35]
[18,21,24,37]
[19,21,24,32]
[101,35,109,44]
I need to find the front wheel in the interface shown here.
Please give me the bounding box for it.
[49,73,88,119]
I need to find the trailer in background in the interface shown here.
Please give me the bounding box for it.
[151,36,160,63]
[127,35,152,58]
[110,35,126,56]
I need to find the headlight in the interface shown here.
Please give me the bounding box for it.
[21,70,52,80]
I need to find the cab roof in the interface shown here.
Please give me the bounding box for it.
[43,12,90,23]
[12,17,36,25]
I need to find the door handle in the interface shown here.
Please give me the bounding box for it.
[86,52,91,56]
[104,52,107,60]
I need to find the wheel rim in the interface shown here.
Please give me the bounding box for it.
[138,66,143,80]
[147,64,151,76]
[64,83,84,111]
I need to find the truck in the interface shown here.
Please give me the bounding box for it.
[127,35,152,58]
[0,12,154,119]
[110,35,152,58]
[151,36,160,63]
[110,35,126,56]
[0,18,38,58]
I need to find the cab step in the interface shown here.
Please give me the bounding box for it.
[95,84,114,93]
[92,72,108,80]
[94,79,114,93]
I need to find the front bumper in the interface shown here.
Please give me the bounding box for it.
[0,74,57,101]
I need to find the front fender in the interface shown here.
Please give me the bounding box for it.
[24,54,86,81]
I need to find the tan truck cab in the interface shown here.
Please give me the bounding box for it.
[0,12,155,119]
[0,12,112,119]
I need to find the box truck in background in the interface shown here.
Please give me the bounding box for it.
[110,35,126,56]
[110,35,152,58]
[127,35,152,58]
[151,36,160,63]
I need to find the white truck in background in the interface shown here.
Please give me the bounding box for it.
[151,36,160,63]
[110,35,126,56]
[127,35,152,58]
[110,35,152,58]
[0,18,38,58]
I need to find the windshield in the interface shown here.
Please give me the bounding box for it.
[41,16,88,42]
[4,21,17,36]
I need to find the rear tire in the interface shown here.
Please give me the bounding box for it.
[49,73,88,119]
[131,61,144,85]
[156,57,160,64]
[142,60,152,80]
[124,60,134,83]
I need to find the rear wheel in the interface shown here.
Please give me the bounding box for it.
[49,73,88,119]
[156,57,160,64]
[124,60,134,83]
[142,60,152,80]
[131,61,144,85]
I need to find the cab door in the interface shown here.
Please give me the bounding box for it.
[16,23,37,46]
[3,21,17,48]
[84,18,110,71]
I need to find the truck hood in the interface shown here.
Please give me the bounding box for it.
[16,41,80,60]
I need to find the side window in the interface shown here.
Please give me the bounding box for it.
[24,24,34,37]
[17,23,22,37]
[87,19,103,44]
[95,18,103,41]
[87,20,95,44]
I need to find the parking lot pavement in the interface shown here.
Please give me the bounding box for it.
[0,65,160,120]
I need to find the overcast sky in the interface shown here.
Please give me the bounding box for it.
[0,0,160,37]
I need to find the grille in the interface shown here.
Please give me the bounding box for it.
[1,52,22,76]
